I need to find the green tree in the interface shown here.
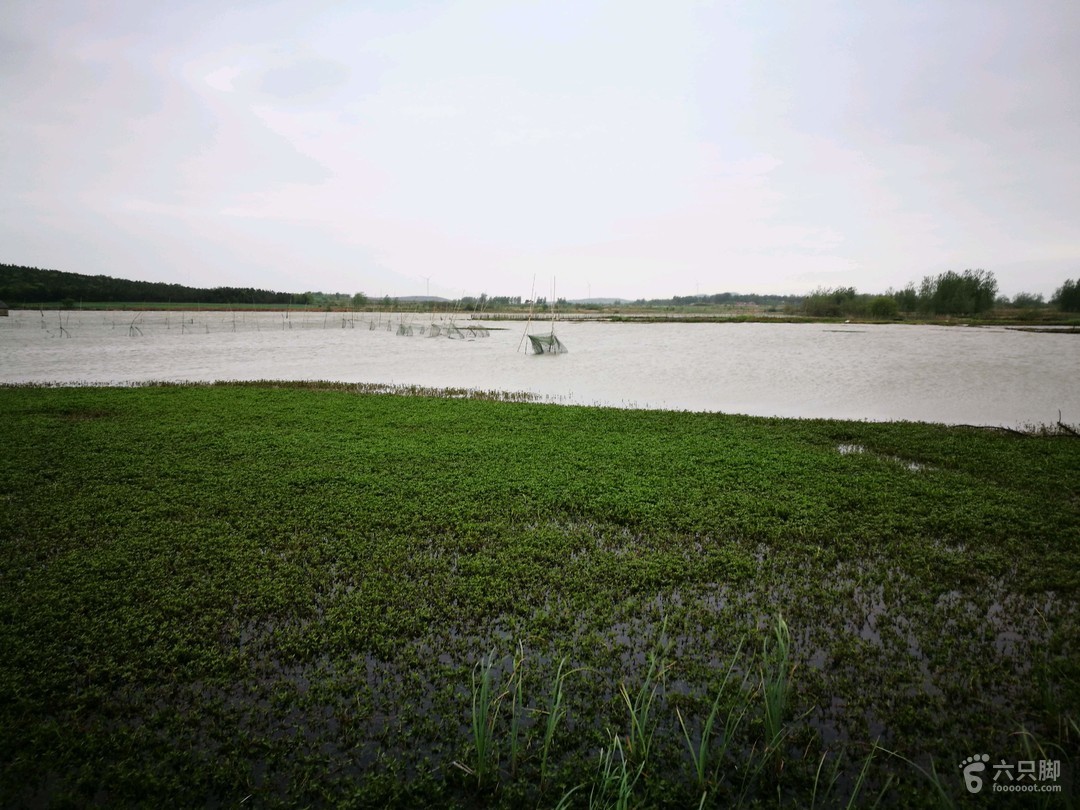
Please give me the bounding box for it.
[803,286,858,318]
[917,269,997,315]
[1009,292,1045,309]
[891,284,918,313]
[352,292,369,308]
[869,296,898,319]
[1051,279,1080,312]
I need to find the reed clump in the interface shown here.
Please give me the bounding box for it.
[448,614,978,808]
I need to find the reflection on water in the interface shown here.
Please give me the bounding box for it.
[1,310,1077,426]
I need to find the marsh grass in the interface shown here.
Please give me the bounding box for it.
[468,616,931,808]
[455,649,500,788]
[811,747,846,808]
[809,742,895,810]
[761,612,793,753]
[540,655,578,790]
[507,641,526,778]
[618,632,672,767]
[874,747,956,809]
[453,646,581,797]
[587,734,644,810]
[1014,727,1075,810]
[676,638,748,790]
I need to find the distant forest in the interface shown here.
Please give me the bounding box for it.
[0,263,299,306]
[1,263,802,310]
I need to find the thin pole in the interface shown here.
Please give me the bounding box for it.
[518,274,537,353]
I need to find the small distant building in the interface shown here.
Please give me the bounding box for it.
[0,300,8,317]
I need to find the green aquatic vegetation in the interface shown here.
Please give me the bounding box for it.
[0,382,1077,806]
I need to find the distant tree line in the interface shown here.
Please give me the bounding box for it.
[805,269,999,318]
[4,262,1077,315]
[636,292,803,309]
[0,264,519,312]
[803,269,1080,318]
[0,263,299,306]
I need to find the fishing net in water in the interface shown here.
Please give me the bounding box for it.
[528,332,568,354]
[396,324,414,336]
[445,323,466,340]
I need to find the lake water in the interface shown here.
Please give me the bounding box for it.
[1,309,1076,426]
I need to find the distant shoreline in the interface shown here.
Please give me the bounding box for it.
[4,301,1078,327]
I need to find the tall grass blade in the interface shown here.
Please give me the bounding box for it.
[677,637,748,789]
[620,620,672,766]
[468,648,499,789]
[845,741,879,810]
[508,641,526,778]
[875,746,955,810]
[588,733,644,810]
[811,747,845,809]
[540,655,572,788]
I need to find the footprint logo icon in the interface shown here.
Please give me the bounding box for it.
[959,754,990,793]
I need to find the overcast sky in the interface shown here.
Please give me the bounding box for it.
[2,1,1078,301]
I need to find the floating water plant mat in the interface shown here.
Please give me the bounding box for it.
[1,382,1077,807]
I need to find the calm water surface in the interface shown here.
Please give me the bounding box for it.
[1,310,1076,426]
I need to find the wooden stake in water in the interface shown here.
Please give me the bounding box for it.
[518,274,537,353]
